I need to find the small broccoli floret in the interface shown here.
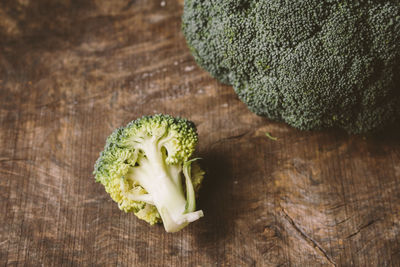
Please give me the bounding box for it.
[182,0,400,133]
[94,114,205,232]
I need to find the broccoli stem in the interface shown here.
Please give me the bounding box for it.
[128,138,203,232]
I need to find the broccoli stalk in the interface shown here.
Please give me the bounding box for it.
[124,137,203,232]
[94,115,204,232]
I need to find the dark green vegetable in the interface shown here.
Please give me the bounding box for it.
[182,0,400,133]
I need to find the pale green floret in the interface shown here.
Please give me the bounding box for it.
[94,114,205,232]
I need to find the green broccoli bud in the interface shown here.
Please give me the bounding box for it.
[182,0,400,133]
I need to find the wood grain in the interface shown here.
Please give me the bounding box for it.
[1,0,399,266]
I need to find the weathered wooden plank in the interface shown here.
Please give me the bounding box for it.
[0,0,399,266]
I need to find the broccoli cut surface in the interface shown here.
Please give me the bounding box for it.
[182,0,400,133]
[94,114,205,232]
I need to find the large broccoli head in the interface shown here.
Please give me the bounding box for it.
[94,115,205,232]
[182,0,400,133]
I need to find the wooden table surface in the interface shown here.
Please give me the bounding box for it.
[1,0,400,266]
